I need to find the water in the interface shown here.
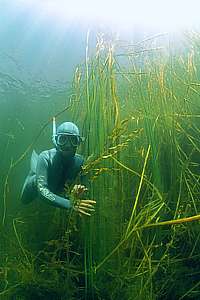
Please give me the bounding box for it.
[1,2,200,300]
[0,4,90,299]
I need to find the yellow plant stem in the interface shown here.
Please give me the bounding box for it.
[143,214,200,228]
[125,145,151,237]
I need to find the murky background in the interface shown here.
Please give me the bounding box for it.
[1,1,200,300]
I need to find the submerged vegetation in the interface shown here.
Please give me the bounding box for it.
[1,32,200,299]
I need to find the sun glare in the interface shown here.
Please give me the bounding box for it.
[20,0,200,32]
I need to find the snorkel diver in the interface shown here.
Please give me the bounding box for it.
[21,118,96,216]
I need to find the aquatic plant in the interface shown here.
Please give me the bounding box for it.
[69,32,200,299]
[1,32,200,299]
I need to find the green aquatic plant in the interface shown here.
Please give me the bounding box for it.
[1,32,200,299]
[69,33,200,299]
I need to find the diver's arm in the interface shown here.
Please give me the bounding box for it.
[36,152,72,209]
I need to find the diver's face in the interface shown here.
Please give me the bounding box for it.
[60,147,77,158]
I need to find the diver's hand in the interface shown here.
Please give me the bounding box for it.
[71,184,88,198]
[74,199,96,216]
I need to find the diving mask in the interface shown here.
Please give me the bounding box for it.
[56,133,81,148]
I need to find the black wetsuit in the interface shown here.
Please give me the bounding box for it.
[21,148,84,209]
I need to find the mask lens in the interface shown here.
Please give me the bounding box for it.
[69,135,79,146]
[57,134,79,147]
[57,134,69,146]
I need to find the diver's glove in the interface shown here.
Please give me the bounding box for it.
[71,184,96,216]
[73,199,96,216]
[71,184,88,198]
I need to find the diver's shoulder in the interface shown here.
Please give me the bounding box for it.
[39,148,56,158]
[75,153,84,160]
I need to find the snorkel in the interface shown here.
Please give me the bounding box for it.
[52,117,57,147]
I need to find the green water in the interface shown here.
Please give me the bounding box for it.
[1,3,200,300]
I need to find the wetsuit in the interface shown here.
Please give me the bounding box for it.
[21,149,84,209]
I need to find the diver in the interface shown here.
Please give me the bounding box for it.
[21,118,96,216]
